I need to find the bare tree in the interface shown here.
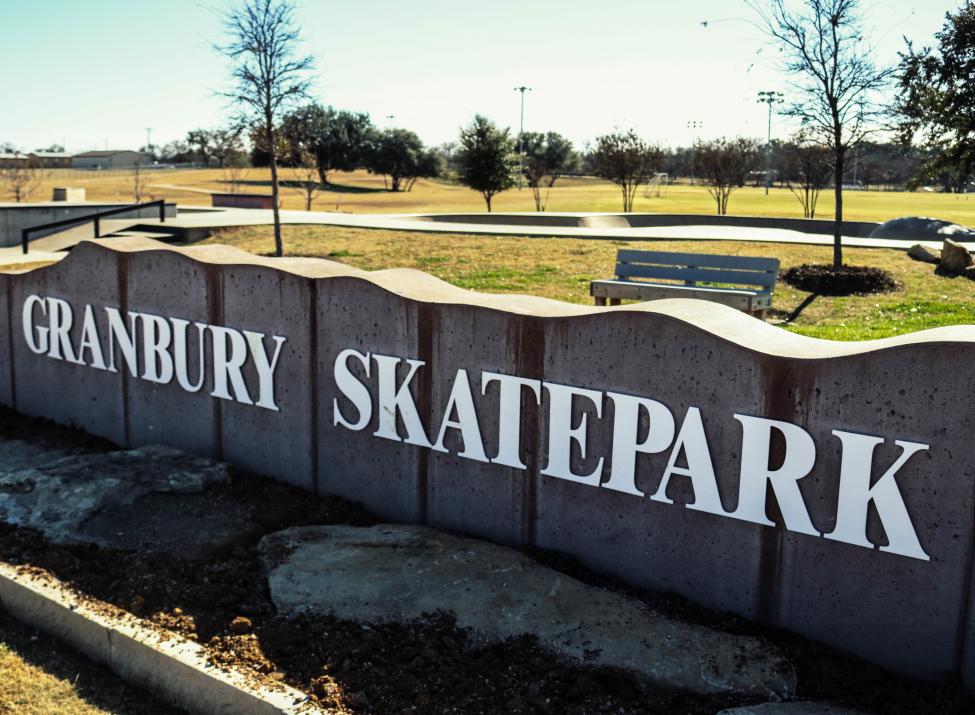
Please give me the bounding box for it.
[0,155,44,202]
[749,0,892,266]
[222,163,247,193]
[291,148,323,210]
[694,138,763,215]
[132,161,149,203]
[781,133,833,218]
[589,129,663,212]
[216,0,314,256]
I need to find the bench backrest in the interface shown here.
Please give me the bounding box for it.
[614,249,780,293]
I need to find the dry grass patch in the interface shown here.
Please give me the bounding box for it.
[19,168,975,226]
[0,612,177,714]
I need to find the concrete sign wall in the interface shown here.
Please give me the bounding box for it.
[2,238,974,689]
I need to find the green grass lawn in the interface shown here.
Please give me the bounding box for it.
[206,225,975,341]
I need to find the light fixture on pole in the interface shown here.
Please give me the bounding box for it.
[756,90,784,195]
[514,86,532,189]
[687,120,703,186]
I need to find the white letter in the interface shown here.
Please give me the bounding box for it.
[372,354,431,447]
[22,295,48,355]
[432,369,488,462]
[333,349,372,431]
[141,314,174,384]
[825,431,930,561]
[729,414,818,536]
[77,305,107,370]
[210,326,253,405]
[605,393,675,497]
[105,307,139,376]
[650,407,727,515]
[244,330,286,411]
[171,318,207,392]
[46,297,81,364]
[482,371,541,469]
[541,382,604,486]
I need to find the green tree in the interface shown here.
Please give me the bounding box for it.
[186,128,244,168]
[750,0,892,267]
[589,129,663,212]
[896,2,975,192]
[455,115,517,211]
[217,0,314,257]
[365,128,441,192]
[517,131,579,211]
[280,103,374,184]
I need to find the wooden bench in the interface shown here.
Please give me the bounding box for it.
[590,249,779,318]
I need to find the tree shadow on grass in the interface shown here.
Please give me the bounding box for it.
[768,292,820,324]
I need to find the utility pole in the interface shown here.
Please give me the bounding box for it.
[514,85,531,189]
[687,120,703,186]
[145,127,153,158]
[756,91,783,195]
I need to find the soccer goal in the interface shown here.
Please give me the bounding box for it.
[643,172,669,198]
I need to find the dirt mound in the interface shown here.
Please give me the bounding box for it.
[781,264,898,296]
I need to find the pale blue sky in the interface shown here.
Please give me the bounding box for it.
[0,0,958,152]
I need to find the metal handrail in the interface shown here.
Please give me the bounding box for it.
[21,199,167,255]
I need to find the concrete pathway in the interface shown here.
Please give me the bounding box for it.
[158,207,971,251]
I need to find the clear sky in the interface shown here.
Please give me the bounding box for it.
[0,0,959,153]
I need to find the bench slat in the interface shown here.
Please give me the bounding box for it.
[615,249,780,273]
[615,263,777,289]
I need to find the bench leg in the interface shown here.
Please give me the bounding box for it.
[750,309,767,321]
[609,298,622,306]
[594,296,607,306]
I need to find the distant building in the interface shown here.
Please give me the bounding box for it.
[0,152,28,168]
[29,151,72,168]
[71,150,149,170]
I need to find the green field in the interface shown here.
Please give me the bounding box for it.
[206,225,975,341]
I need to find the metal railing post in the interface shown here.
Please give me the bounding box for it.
[159,201,166,223]
[21,229,28,255]
[94,216,101,238]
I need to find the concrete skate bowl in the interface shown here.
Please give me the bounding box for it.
[405,212,883,237]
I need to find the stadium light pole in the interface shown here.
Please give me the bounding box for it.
[687,120,703,186]
[514,86,531,189]
[756,90,783,195]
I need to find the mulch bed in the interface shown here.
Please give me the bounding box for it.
[781,264,899,296]
[0,408,971,714]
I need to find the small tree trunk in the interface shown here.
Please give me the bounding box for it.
[265,118,283,257]
[833,153,844,268]
[485,193,492,212]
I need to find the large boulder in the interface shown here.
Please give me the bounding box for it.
[906,243,941,264]
[869,216,975,242]
[718,704,872,715]
[940,238,974,275]
[259,524,797,698]
[0,445,261,557]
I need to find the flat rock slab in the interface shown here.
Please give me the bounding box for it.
[0,436,94,473]
[259,524,797,698]
[718,703,871,715]
[0,445,260,558]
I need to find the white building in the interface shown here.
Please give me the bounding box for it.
[71,150,149,170]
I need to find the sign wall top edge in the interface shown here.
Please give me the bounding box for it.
[15,236,975,358]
